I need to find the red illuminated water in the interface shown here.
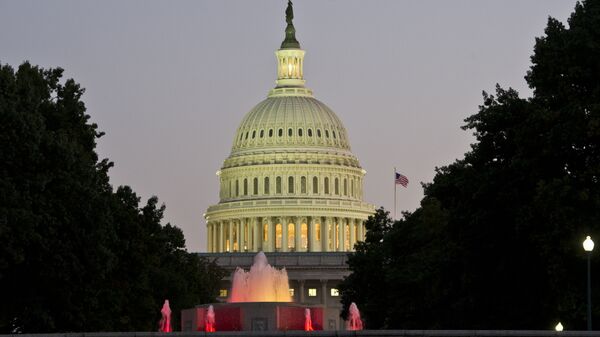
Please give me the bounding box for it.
[228,252,291,303]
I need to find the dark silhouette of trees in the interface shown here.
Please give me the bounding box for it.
[340,0,600,329]
[0,62,225,333]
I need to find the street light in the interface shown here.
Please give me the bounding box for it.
[583,235,594,331]
[555,322,564,332]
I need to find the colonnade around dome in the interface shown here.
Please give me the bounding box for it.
[219,171,364,201]
[206,216,366,253]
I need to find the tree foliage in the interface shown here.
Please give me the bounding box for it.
[340,0,600,329]
[0,62,225,333]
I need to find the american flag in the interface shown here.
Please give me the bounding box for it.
[395,172,409,187]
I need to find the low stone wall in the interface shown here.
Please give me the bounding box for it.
[6,330,600,337]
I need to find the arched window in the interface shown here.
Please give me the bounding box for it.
[317,129,322,137]
[308,129,313,137]
[334,178,339,195]
[276,176,282,194]
[312,177,318,194]
[288,128,293,137]
[243,178,248,195]
[239,133,243,141]
[345,223,350,250]
[301,223,308,250]
[335,223,340,250]
[288,223,295,250]
[351,179,354,197]
[264,177,270,194]
[260,130,264,138]
[301,176,306,194]
[253,177,258,195]
[343,178,347,196]
[333,131,336,139]
[245,132,249,140]
[275,223,282,250]
[252,130,256,139]
[278,129,283,137]
[325,130,329,138]
[324,177,329,194]
[236,180,239,196]
[263,223,268,242]
[288,176,294,193]
[316,223,321,241]
[269,129,274,137]
[328,223,334,250]
[298,129,303,137]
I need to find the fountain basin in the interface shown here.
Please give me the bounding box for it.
[181,302,324,331]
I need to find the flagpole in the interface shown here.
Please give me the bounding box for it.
[393,167,397,220]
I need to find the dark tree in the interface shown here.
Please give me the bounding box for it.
[340,0,600,329]
[0,62,224,333]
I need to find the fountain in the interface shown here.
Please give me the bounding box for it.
[346,302,363,331]
[181,252,323,331]
[158,299,172,332]
[229,251,291,302]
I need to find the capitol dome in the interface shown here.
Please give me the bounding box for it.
[205,2,374,253]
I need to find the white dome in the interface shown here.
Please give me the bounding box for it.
[232,95,351,154]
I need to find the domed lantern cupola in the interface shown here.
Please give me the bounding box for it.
[275,0,306,89]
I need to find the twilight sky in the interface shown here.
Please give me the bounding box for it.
[1,1,579,252]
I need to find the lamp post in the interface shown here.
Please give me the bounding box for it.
[583,235,594,331]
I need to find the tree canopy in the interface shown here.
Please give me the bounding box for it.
[0,62,225,333]
[340,0,600,330]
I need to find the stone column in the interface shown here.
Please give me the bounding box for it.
[214,222,218,252]
[217,221,224,253]
[349,218,356,251]
[357,219,363,243]
[320,279,328,307]
[231,219,242,252]
[295,217,302,252]
[299,279,306,303]
[228,221,233,252]
[337,218,344,252]
[210,223,215,252]
[240,218,247,252]
[282,218,288,252]
[268,217,275,252]
[309,217,316,252]
[253,218,261,252]
[322,217,330,252]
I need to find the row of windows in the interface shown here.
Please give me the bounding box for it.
[221,175,362,199]
[238,127,343,142]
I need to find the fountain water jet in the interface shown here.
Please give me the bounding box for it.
[229,251,291,302]
[346,302,363,331]
[159,299,172,332]
[304,308,314,331]
[204,305,216,332]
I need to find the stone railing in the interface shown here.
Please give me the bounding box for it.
[206,198,374,213]
[197,252,349,271]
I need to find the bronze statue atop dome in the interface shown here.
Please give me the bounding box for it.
[281,0,300,49]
